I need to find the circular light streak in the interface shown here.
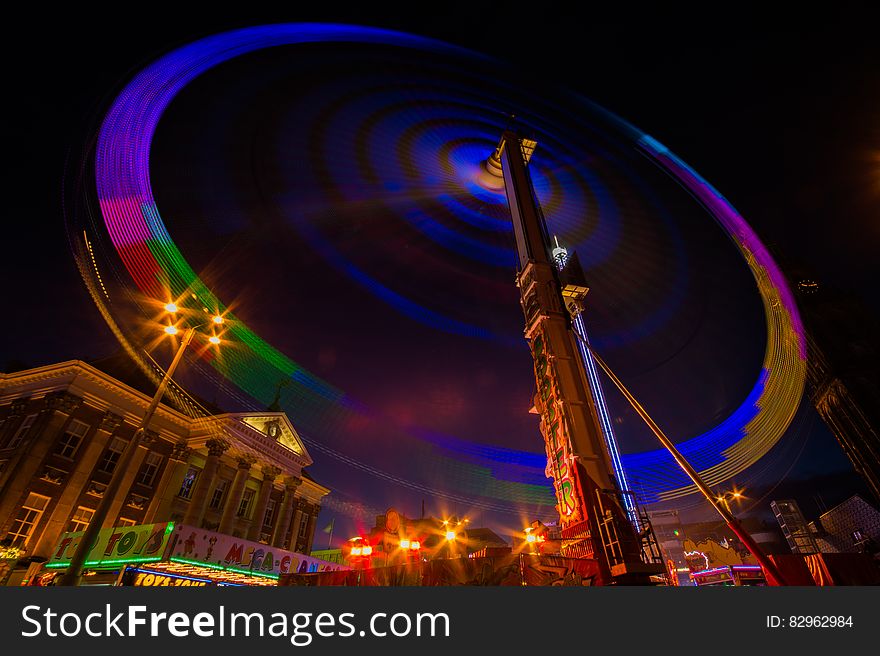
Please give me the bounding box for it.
[86,24,805,507]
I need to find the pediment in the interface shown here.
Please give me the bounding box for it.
[234,412,312,464]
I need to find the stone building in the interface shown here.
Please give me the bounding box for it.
[0,359,328,574]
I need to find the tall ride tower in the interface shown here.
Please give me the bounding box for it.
[489,131,662,584]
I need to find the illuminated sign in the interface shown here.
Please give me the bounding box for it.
[165,525,347,579]
[45,522,174,569]
[532,330,584,526]
[131,570,210,587]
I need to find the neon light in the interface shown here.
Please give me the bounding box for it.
[574,313,636,524]
[169,557,280,580]
[44,556,164,569]
[130,568,214,585]
[684,550,710,572]
[693,565,764,578]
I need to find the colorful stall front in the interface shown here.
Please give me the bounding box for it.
[42,522,346,586]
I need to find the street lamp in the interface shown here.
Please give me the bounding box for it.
[715,489,744,511]
[57,304,222,586]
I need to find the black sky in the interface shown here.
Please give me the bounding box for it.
[4,5,879,538]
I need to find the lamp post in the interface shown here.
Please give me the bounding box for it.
[57,306,224,586]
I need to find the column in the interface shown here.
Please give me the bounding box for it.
[103,430,154,527]
[0,392,82,534]
[246,465,281,541]
[182,438,228,527]
[31,412,122,559]
[288,502,301,553]
[305,506,319,554]
[218,455,255,534]
[271,476,301,548]
[144,442,192,523]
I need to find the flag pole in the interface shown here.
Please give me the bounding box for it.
[327,519,334,550]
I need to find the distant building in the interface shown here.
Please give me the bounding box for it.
[807,495,880,556]
[771,499,820,554]
[462,527,509,553]
[0,359,329,585]
[647,510,690,585]
[788,273,880,505]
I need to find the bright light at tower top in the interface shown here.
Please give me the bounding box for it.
[551,235,568,270]
[164,302,178,313]
[164,325,178,335]
[212,315,224,324]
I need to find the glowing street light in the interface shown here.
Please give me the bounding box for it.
[212,315,224,324]
[58,300,226,586]
[714,488,746,514]
[208,335,221,345]
[445,530,456,541]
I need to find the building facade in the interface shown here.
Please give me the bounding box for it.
[790,274,880,505]
[806,495,880,556]
[0,360,328,583]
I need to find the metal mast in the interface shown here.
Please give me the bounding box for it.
[493,131,661,583]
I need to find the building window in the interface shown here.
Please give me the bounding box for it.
[137,452,163,486]
[209,480,228,510]
[178,467,199,499]
[98,437,127,474]
[8,413,37,449]
[55,420,90,459]
[117,517,137,527]
[299,516,308,537]
[7,493,50,547]
[67,506,95,533]
[237,488,255,518]
[263,499,277,527]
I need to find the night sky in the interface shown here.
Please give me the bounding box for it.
[4,6,878,544]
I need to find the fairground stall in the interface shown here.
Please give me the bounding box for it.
[39,521,346,586]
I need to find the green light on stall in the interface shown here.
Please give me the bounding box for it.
[168,557,279,580]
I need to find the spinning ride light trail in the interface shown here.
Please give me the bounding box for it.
[75,23,807,511]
